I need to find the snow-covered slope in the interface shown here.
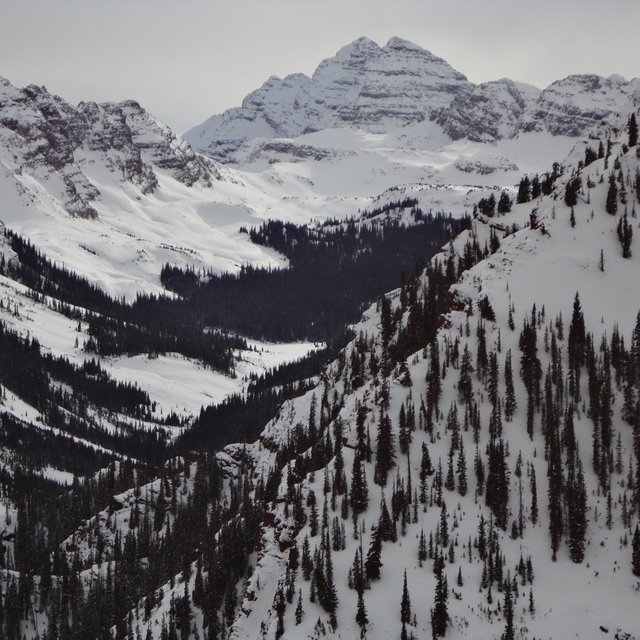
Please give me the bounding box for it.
[2,40,639,306]
[163,110,640,640]
[185,37,640,166]
[0,66,591,303]
[0,264,317,424]
[184,37,471,162]
[4,38,640,640]
[0,76,296,299]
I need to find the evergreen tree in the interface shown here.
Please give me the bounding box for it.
[350,453,369,516]
[531,174,542,199]
[458,344,474,406]
[598,141,606,159]
[489,398,503,441]
[309,492,319,537]
[400,569,412,625]
[498,191,513,214]
[487,351,500,407]
[438,501,449,547]
[519,316,542,406]
[295,590,304,625]
[445,441,456,493]
[501,572,515,640]
[504,350,517,421]
[547,420,564,561]
[398,404,411,455]
[566,455,588,563]
[374,410,395,486]
[485,439,510,530]
[355,404,370,460]
[629,113,638,147]
[365,527,383,581]
[584,146,599,167]
[378,494,397,543]
[301,536,312,580]
[475,445,485,496]
[617,212,633,258]
[606,175,618,215]
[356,590,368,638]
[420,442,434,480]
[563,407,576,457]
[568,293,586,397]
[632,525,640,577]
[476,320,488,379]
[323,540,338,622]
[418,529,428,567]
[430,570,448,638]
[565,176,581,208]
[457,438,468,497]
[478,193,497,217]
[516,176,531,204]
[426,341,442,419]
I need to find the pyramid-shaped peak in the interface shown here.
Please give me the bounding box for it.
[384,36,426,51]
[333,36,382,59]
[185,36,474,160]
[314,35,468,80]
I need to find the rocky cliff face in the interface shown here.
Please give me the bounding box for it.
[436,78,540,142]
[0,77,220,218]
[184,37,473,161]
[520,73,637,136]
[185,38,640,163]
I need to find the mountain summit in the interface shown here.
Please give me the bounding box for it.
[185,37,639,163]
[183,37,472,161]
[1,34,640,640]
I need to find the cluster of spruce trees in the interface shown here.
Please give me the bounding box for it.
[0,320,174,463]
[3,117,640,640]
[0,452,267,640]
[161,204,461,342]
[241,222,530,639]
[160,122,640,637]
[0,232,244,374]
[245,194,640,639]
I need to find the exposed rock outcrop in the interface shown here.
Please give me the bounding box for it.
[0,77,221,218]
[184,37,473,162]
[184,38,640,163]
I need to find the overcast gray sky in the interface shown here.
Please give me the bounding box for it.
[1,0,640,135]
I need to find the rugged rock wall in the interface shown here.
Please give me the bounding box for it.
[184,37,640,163]
[0,76,220,218]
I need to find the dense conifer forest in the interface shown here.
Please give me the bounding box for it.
[0,232,244,374]
[0,198,471,639]
[161,202,462,341]
[0,117,639,639]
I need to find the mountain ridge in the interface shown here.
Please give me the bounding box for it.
[213,117,640,640]
[184,37,640,164]
[0,37,639,640]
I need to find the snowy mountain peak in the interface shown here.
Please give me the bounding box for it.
[0,76,220,207]
[385,35,425,50]
[185,38,639,163]
[331,35,381,58]
[522,73,635,136]
[184,36,473,161]
[0,74,290,299]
